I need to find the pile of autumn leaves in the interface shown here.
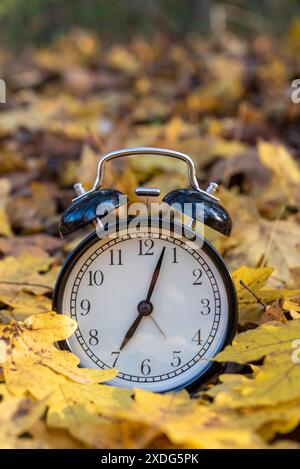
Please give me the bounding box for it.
[2,26,300,448]
[0,137,300,447]
[0,254,300,448]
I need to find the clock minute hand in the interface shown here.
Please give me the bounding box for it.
[145,246,166,302]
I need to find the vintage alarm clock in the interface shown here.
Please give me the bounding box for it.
[53,147,237,392]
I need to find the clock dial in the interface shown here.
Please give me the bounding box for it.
[58,223,234,392]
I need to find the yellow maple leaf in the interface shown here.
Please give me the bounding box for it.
[233,266,300,324]
[206,377,300,441]
[0,311,117,398]
[283,298,300,319]
[29,420,85,449]
[0,292,52,320]
[114,389,267,449]
[0,253,57,295]
[70,420,158,449]
[0,312,130,448]
[0,396,46,449]
[0,372,133,449]
[219,188,300,287]
[0,253,60,318]
[248,401,300,441]
[258,140,300,205]
[214,320,300,407]
[47,381,132,427]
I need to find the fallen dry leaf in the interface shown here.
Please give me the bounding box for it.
[0,311,117,398]
[233,266,300,324]
[214,320,300,407]
[0,396,46,449]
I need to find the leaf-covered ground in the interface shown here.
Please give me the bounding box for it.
[1,26,300,448]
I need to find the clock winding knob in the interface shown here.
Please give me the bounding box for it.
[206,182,219,196]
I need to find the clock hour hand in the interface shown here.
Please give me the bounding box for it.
[119,313,144,351]
[119,246,166,351]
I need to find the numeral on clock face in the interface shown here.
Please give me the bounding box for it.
[141,358,151,375]
[192,329,202,345]
[138,239,154,256]
[200,298,211,315]
[88,270,104,286]
[172,247,178,263]
[80,299,91,316]
[109,249,123,265]
[171,350,182,367]
[111,351,120,367]
[193,268,203,285]
[88,329,99,346]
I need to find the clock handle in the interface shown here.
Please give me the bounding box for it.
[74,146,218,201]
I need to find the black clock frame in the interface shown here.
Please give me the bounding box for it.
[52,217,238,393]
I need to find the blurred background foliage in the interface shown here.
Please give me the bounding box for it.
[0,0,300,49]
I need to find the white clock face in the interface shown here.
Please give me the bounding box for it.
[59,223,233,392]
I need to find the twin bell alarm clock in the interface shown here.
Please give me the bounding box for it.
[53,147,237,392]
